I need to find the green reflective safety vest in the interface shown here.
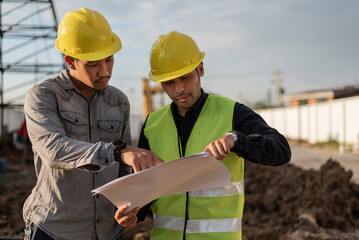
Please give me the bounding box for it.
[144,95,245,240]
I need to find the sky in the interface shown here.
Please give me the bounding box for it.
[2,0,358,115]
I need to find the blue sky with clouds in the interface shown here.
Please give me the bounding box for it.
[2,0,358,114]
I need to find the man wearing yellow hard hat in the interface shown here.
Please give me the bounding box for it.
[23,7,162,240]
[137,31,291,239]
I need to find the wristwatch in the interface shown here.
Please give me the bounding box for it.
[112,139,127,162]
[226,131,238,142]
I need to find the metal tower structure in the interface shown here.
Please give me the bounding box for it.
[0,0,65,141]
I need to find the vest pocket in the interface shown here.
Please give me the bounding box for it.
[98,120,123,142]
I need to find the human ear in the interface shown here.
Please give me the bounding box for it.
[197,62,204,77]
[64,55,76,70]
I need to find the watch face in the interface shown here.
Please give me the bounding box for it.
[114,140,127,151]
[231,132,238,142]
[114,139,125,146]
[226,132,237,142]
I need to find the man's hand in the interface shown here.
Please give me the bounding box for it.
[121,145,163,172]
[203,134,235,160]
[115,205,140,229]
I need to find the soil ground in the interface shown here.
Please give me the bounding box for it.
[1,143,359,240]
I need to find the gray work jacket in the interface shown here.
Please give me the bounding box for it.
[23,70,132,240]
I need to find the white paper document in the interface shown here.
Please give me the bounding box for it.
[91,152,231,213]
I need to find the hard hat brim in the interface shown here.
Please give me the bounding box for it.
[55,33,122,61]
[148,52,205,83]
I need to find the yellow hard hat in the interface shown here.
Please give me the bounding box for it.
[55,7,122,61]
[149,31,205,82]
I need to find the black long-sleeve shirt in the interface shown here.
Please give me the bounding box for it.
[138,89,291,166]
[136,90,291,221]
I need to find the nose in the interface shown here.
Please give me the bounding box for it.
[174,80,185,93]
[98,61,109,77]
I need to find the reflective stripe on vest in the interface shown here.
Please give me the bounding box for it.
[173,181,244,197]
[153,214,242,233]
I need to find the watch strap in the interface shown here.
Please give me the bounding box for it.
[113,140,127,162]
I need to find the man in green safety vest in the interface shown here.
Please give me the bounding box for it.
[136,31,291,240]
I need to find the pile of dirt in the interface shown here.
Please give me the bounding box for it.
[243,159,359,240]
[1,148,359,239]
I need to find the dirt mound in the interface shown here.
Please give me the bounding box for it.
[243,159,359,240]
[1,151,359,239]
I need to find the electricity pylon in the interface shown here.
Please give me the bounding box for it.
[0,0,65,141]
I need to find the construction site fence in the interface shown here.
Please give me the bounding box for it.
[256,95,359,150]
[2,96,359,151]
